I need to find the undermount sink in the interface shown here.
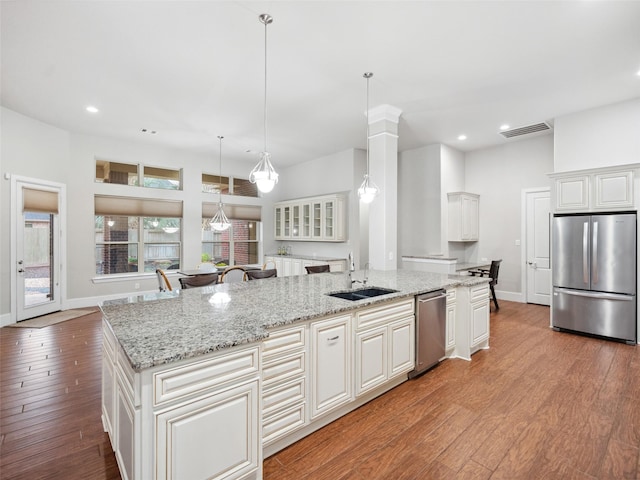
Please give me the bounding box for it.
[327,287,398,301]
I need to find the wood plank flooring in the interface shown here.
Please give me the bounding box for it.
[1,301,639,479]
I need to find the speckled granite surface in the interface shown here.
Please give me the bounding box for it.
[265,253,347,262]
[100,270,489,371]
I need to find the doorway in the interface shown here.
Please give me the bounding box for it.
[12,177,65,321]
[522,188,550,306]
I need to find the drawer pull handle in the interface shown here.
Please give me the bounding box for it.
[327,336,339,341]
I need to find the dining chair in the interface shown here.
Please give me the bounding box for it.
[178,273,218,289]
[263,259,277,270]
[305,264,330,274]
[246,269,277,281]
[155,268,172,292]
[219,266,247,283]
[468,259,502,310]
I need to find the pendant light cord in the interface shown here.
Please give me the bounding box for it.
[364,72,373,177]
[218,135,224,203]
[263,18,268,153]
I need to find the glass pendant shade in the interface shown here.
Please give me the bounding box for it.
[210,202,230,231]
[358,71,379,203]
[358,174,379,204]
[210,136,231,231]
[249,151,279,193]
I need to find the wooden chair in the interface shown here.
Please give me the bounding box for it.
[468,259,502,310]
[305,264,330,274]
[178,273,218,289]
[246,269,277,281]
[219,266,247,283]
[155,269,172,292]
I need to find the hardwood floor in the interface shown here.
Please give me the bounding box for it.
[1,301,638,479]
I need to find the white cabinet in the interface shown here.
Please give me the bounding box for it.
[445,289,457,354]
[261,324,308,446]
[551,167,635,212]
[275,194,346,242]
[454,283,490,360]
[354,299,415,396]
[448,192,479,242]
[102,329,261,480]
[310,314,352,419]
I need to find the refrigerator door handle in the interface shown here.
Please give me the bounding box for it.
[582,221,589,284]
[555,288,634,301]
[592,221,598,285]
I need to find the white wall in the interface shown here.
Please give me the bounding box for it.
[0,107,260,317]
[464,134,554,296]
[554,98,640,172]
[398,144,441,257]
[268,148,365,264]
[0,108,71,316]
[440,144,466,259]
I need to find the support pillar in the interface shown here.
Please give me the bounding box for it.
[365,104,402,270]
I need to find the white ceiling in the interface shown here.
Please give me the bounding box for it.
[2,1,639,168]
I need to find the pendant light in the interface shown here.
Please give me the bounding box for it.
[249,13,279,194]
[358,72,380,204]
[210,136,231,232]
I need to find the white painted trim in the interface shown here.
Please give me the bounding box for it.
[520,187,550,306]
[368,104,402,124]
[494,289,525,304]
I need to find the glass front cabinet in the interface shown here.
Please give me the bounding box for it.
[275,194,345,242]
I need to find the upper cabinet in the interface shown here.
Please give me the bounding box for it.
[275,194,346,242]
[550,166,637,213]
[447,192,479,242]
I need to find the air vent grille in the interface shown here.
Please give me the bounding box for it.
[499,122,551,138]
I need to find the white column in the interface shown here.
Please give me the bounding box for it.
[366,104,402,270]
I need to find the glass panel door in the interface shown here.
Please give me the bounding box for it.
[292,205,300,238]
[324,201,334,239]
[312,202,322,238]
[302,204,311,238]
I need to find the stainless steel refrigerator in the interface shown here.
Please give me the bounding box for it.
[552,213,637,344]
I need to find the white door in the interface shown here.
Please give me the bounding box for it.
[13,177,64,321]
[525,189,551,306]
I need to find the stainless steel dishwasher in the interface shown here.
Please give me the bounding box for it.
[408,289,446,378]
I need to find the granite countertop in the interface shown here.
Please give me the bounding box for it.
[265,253,346,262]
[100,270,489,371]
[402,255,457,261]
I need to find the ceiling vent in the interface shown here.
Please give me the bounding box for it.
[499,122,552,139]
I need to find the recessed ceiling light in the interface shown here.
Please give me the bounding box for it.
[140,128,157,135]
[86,105,99,113]
[500,124,510,131]
[457,134,467,141]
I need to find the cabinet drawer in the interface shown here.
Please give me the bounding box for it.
[470,284,489,302]
[446,289,456,305]
[153,346,259,406]
[262,376,306,416]
[355,298,414,330]
[262,350,306,387]
[263,325,305,358]
[263,402,306,445]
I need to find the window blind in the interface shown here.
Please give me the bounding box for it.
[23,188,59,214]
[202,203,261,221]
[95,195,183,217]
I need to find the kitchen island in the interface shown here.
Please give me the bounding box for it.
[100,270,490,480]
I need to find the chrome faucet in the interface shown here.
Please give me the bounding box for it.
[363,262,370,286]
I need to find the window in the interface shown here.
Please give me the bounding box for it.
[143,166,181,190]
[201,174,258,197]
[94,196,183,275]
[96,160,138,185]
[96,160,182,190]
[201,220,259,267]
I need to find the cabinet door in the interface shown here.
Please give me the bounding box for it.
[555,175,589,212]
[388,318,415,377]
[593,170,634,210]
[470,300,490,347]
[312,201,322,239]
[283,205,291,238]
[302,203,311,238]
[310,315,352,418]
[102,348,116,442]
[155,379,259,480]
[292,204,301,238]
[115,375,137,480]
[274,206,282,240]
[290,258,303,276]
[324,201,335,240]
[462,195,479,240]
[446,304,456,350]
[355,326,387,396]
[282,258,292,277]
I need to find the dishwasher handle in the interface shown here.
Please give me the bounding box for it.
[417,289,446,302]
